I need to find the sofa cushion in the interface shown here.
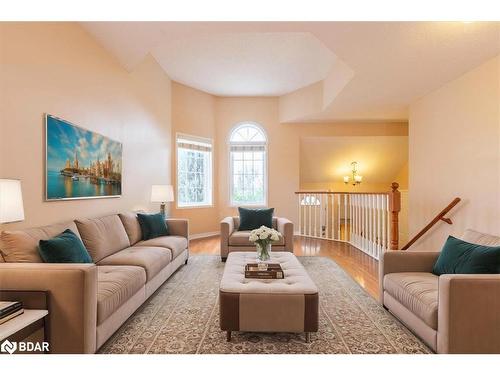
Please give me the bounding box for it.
[0,221,81,263]
[97,246,172,281]
[75,215,130,262]
[137,213,168,240]
[233,216,278,230]
[134,236,188,259]
[383,272,438,330]
[38,229,93,263]
[238,207,274,231]
[97,265,146,324]
[461,229,500,247]
[229,230,285,247]
[118,212,143,245]
[432,236,500,275]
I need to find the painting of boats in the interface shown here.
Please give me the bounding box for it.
[45,114,122,200]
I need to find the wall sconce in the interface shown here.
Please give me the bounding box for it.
[343,162,363,186]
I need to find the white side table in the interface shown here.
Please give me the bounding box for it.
[0,290,50,354]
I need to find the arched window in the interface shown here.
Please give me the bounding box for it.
[229,123,267,206]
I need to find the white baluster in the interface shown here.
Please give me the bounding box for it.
[320,193,324,238]
[325,193,329,239]
[382,194,387,252]
[307,194,312,237]
[298,194,302,236]
[339,194,342,241]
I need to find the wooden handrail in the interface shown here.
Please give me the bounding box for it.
[295,191,390,195]
[401,197,461,250]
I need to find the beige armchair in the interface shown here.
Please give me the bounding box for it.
[379,229,500,354]
[220,216,294,261]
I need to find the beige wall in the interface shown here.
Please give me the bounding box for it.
[215,100,407,229]
[170,82,408,234]
[0,23,172,230]
[393,162,409,190]
[409,55,500,251]
[170,83,219,235]
[0,23,408,237]
[215,97,300,223]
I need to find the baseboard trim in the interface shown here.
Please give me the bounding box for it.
[190,231,220,240]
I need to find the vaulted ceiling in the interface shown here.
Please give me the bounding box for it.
[82,22,500,122]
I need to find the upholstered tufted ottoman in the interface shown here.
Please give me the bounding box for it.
[219,252,319,342]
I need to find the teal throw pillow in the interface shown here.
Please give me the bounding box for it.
[432,235,500,276]
[38,229,93,263]
[137,213,169,240]
[238,207,274,231]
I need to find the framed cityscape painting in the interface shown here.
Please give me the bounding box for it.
[45,114,122,201]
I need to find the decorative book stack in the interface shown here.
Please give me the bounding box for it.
[245,263,284,279]
[0,301,24,324]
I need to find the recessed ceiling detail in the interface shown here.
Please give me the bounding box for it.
[82,22,500,121]
[153,32,336,96]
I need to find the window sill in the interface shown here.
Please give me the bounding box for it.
[176,204,214,210]
[229,203,268,208]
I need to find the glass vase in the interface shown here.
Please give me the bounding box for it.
[256,242,271,262]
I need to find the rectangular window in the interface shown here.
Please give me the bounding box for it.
[176,134,213,208]
[230,144,266,206]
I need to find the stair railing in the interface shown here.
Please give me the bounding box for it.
[295,182,401,260]
[400,197,461,250]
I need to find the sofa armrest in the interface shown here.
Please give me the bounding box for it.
[437,274,500,353]
[166,218,189,239]
[220,217,235,259]
[0,263,97,354]
[277,217,294,253]
[379,251,440,303]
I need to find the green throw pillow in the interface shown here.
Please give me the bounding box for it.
[38,229,93,263]
[137,213,169,240]
[238,207,274,231]
[432,235,500,276]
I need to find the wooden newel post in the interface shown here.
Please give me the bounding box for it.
[388,182,401,250]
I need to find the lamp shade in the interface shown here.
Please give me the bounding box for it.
[151,185,174,203]
[0,179,25,223]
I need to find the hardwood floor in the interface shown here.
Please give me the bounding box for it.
[189,235,379,299]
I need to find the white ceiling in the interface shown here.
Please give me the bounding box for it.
[154,33,336,96]
[81,22,500,121]
[300,136,408,184]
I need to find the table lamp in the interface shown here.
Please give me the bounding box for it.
[0,179,25,224]
[151,185,174,217]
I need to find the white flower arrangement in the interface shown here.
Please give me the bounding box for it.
[249,225,281,246]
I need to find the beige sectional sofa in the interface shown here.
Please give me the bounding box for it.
[379,229,500,353]
[0,212,189,354]
[220,216,294,261]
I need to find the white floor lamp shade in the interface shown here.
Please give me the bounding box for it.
[0,179,25,223]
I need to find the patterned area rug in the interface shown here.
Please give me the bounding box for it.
[99,255,431,354]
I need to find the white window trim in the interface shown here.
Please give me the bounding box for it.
[228,122,268,207]
[175,132,214,209]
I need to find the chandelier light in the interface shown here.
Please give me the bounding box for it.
[343,161,363,186]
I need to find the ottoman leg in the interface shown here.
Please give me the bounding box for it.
[305,332,311,343]
[226,331,232,342]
